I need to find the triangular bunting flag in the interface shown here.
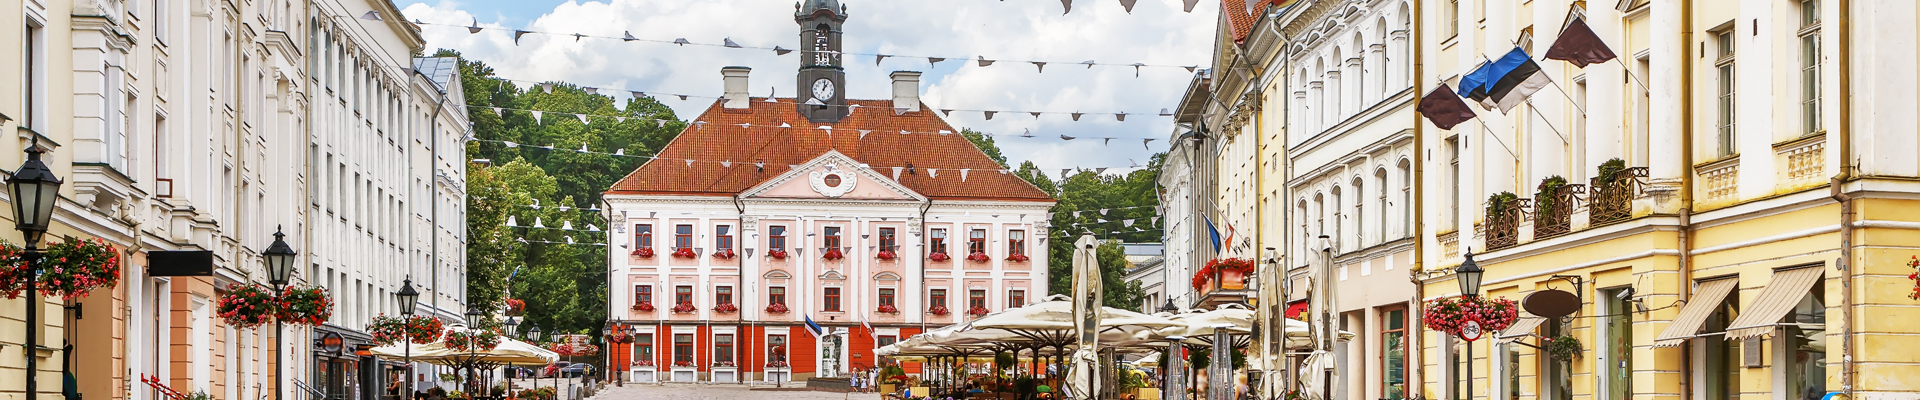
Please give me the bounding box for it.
[1115,113,1127,121]
[1060,0,1073,14]
[721,161,732,168]
[623,31,637,42]
[685,159,695,167]
[723,38,742,48]
[1033,62,1047,72]
[468,18,483,34]
[1133,63,1146,77]
[1061,135,1076,140]
[1082,60,1097,68]
[1030,112,1042,119]
[875,54,888,65]
[774,46,792,55]
[514,30,530,45]
[928,57,944,66]
[1095,167,1108,174]
[1124,219,1136,227]
[1099,209,1109,215]
[977,56,995,67]
[576,114,589,124]
[531,110,544,121]
[960,169,970,182]
[892,167,903,181]
[1071,112,1083,121]
[541,83,554,93]
[491,107,503,116]
[1160,108,1174,116]
[984,111,996,120]
[928,168,938,178]
[859,130,871,139]
[1144,138,1156,149]
[673,38,690,45]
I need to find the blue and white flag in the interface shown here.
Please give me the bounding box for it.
[1205,216,1223,253]
[803,314,826,340]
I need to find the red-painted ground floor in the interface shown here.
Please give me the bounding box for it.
[607,322,926,383]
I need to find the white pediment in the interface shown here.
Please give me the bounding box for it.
[819,270,847,281]
[741,151,923,202]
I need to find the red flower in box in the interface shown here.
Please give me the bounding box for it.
[443,329,503,352]
[765,303,790,314]
[368,315,410,345]
[713,303,739,313]
[1907,256,1920,300]
[822,248,845,260]
[217,284,277,329]
[276,286,334,326]
[966,306,989,316]
[632,302,656,312]
[928,305,951,316]
[1006,254,1030,262]
[1191,258,1255,290]
[876,304,899,314]
[671,247,697,258]
[966,252,991,262]
[607,331,634,344]
[672,361,696,368]
[713,248,736,259]
[711,361,735,368]
[633,359,655,367]
[19,237,122,300]
[671,302,698,313]
[765,361,789,368]
[929,252,951,261]
[504,298,526,316]
[767,249,788,260]
[631,247,655,258]
[404,315,443,344]
[876,250,898,260]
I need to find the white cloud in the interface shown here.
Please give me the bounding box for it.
[401,0,1217,175]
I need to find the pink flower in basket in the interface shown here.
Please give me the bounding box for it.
[928,252,951,261]
[966,252,991,262]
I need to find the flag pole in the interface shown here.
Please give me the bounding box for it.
[1523,98,1573,145]
[1469,115,1520,160]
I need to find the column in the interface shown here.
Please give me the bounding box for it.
[1646,0,1687,212]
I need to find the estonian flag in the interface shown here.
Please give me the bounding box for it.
[1417,83,1479,130]
[1206,216,1222,253]
[1456,62,1497,109]
[1479,47,1552,113]
[803,314,825,340]
[1545,18,1618,68]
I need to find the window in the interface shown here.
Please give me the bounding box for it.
[878,288,895,307]
[824,227,842,251]
[674,334,694,364]
[635,224,653,249]
[715,334,734,364]
[1714,29,1737,157]
[716,225,733,250]
[635,285,652,305]
[1448,138,1460,228]
[1545,319,1574,400]
[1783,284,1826,399]
[968,229,987,254]
[1376,169,1390,239]
[675,225,693,249]
[1445,0,1459,38]
[716,286,733,305]
[635,333,653,362]
[769,287,786,306]
[876,227,896,252]
[1353,178,1366,246]
[877,335,897,348]
[1008,230,1026,255]
[930,289,947,308]
[930,229,948,254]
[1703,287,1740,400]
[155,0,168,44]
[1601,288,1634,400]
[1799,0,1822,135]
[1382,308,1408,399]
[824,287,841,311]
[969,290,986,310]
[1009,290,1025,307]
[23,22,44,131]
[768,335,788,362]
[675,286,692,305]
[769,225,786,251]
[1400,161,1413,236]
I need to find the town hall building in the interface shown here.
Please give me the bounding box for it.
[602,0,1056,383]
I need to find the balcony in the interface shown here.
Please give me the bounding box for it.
[1532,184,1586,240]
[1195,265,1252,308]
[1588,167,1648,227]
[1485,198,1530,252]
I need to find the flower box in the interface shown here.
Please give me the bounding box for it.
[1192,258,1255,291]
[632,302,656,312]
[671,361,696,369]
[876,304,899,314]
[631,247,655,258]
[823,248,845,260]
[633,360,655,367]
[764,361,789,368]
[711,362,736,368]
[966,306,989,316]
[928,306,951,316]
[712,248,736,259]
[671,247,697,258]
[928,252,951,261]
[713,303,739,313]
[876,250,897,260]
[966,252,991,262]
[765,303,790,314]
[1006,253,1030,262]
[671,302,698,314]
[767,249,788,260]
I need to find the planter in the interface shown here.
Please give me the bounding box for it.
[880,384,896,394]
[1218,268,1247,290]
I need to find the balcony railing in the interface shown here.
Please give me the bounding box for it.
[1588,167,1648,227]
[1533,184,1586,239]
[1486,198,1531,252]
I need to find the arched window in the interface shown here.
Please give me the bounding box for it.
[1376,18,1390,100]
[1311,58,1327,134]
[1351,34,1367,112]
[1331,185,1345,252]
[1376,168,1390,243]
[1394,3,1412,90]
[1353,177,1367,247]
[1399,159,1414,238]
[1328,47,1344,125]
[1298,199,1311,262]
[1313,192,1326,243]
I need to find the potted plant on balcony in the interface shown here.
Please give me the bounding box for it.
[765,303,790,314]
[713,303,739,314]
[928,251,951,261]
[966,252,991,262]
[216,284,277,329]
[631,247,655,258]
[670,247,697,258]
[1533,176,1569,220]
[822,248,845,260]
[876,249,898,260]
[876,304,899,314]
[713,248,736,259]
[632,302,656,312]
[276,286,335,326]
[966,306,989,316]
[670,302,698,314]
[1485,191,1522,250]
[767,249,788,260]
[928,305,951,316]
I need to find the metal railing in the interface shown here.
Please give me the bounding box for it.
[1532,184,1586,239]
[1485,199,1531,251]
[1588,167,1648,227]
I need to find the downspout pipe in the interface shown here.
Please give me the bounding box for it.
[918,198,932,336]
[1832,0,1855,393]
[731,195,748,381]
[1677,1,1699,398]
[1407,0,1427,394]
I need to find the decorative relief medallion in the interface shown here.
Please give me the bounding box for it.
[808,163,857,198]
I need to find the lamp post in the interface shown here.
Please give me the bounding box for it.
[1455,251,1485,400]
[263,227,300,400]
[396,280,421,399]
[529,327,546,391]
[502,317,519,392]
[600,326,614,386]
[10,145,61,400]
[464,306,485,395]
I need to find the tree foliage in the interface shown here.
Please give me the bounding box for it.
[966,139,1164,309]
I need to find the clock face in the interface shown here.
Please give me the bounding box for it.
[811,78,836,101]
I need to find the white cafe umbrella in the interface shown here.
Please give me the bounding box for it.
[1066,235,1103,400]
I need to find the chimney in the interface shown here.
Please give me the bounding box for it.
[890,71,922,112]
[722,67,751,109]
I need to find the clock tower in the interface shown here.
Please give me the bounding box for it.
[796,0,848,123]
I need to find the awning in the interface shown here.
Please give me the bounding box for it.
[1652,278,1739,348]
[1725,267,1824,340]
[1496,317,1547,343]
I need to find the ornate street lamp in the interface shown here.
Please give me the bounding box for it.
[10,145,61,400]
[262,227,298,400]
[395,280,422,399]
[1457,251,1484,297]
[465,305,486,328]
[462,305,485,394]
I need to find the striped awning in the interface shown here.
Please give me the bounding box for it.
[1496,317,1547,344]
[1652,278,1739,348]
[1724,267,1824,340]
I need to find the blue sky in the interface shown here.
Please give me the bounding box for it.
[398,0,1220,175]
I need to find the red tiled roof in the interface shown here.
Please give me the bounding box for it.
[1225,0,1277,43]
[605,98,1055,202]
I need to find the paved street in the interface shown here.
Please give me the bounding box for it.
[589,384,884,400]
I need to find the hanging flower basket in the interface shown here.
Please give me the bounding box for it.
[1542,335,1583,361]
[713,303,739,313]
[504,298,526,316]
[928,305,951,316]
[1192,258,1255,291]
[368,315,410,345]
[405,315,443,344]
[966,306,990,316]
[548,343,574,355]
[35,237,122,300]
[876,304,899,314]
[1907,256,1920,300]
[713,248,736,259]
[631,248,655,258]
[217,284,278,329]
[671,248,697,258]
[876,250,898,260]
[1006,253,1030,262]
[929,252,951,261]
[276,286,334,326]
[966,252,991,262]
[823,248,845,260]
[608,331,634,344]
[767,249,788,260]
[765,303,790,314]
[632,302,656,312]
[1421,295,1520,336]
[443,329,503,352]
[671,301,698,314]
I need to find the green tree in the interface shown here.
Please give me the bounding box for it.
[963,128,1009,168]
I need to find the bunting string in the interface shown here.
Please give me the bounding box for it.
[470,137,1156,179]
[457,104,1167,147]
[480,77,1177,121]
